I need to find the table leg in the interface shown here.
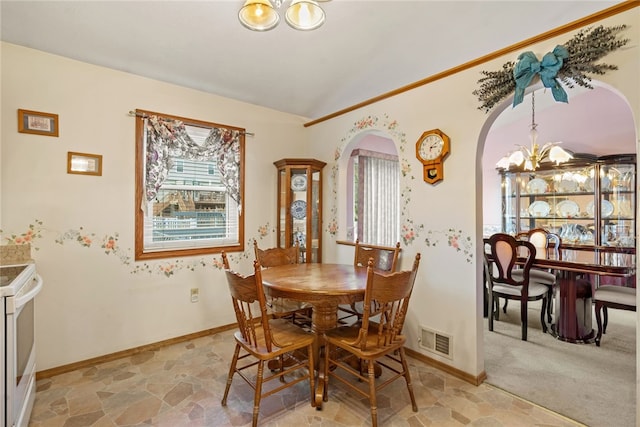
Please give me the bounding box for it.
[551,274,595,343]
[311,302,338,408]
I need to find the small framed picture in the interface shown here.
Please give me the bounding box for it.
[18,109,59,137]
[67,152,102,176]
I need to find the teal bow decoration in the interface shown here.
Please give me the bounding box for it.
[512,45,569,107]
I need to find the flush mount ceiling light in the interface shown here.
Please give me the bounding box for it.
[496,91,573,171]
[238,0,327,31]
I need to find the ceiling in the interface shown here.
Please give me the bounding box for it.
[1,1,636,157]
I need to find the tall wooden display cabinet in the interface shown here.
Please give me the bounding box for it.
[274,158,326,263]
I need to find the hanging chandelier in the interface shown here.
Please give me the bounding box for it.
[238,0,327,31]
[496,91,573,171]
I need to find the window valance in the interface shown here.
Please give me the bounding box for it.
[144,115,242,206]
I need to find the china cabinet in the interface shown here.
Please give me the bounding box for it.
[274,158,326,263]
[500,154,636,249]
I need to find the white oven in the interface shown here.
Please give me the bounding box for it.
[1,263,43,427]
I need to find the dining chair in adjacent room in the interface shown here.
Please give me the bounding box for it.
[484,233,550,341]
[220,252,316,427]
[507,228,561,322]
[322,253,420,427]
[337,240,401,324]
[253,239,312,327]
[594,284,637,346]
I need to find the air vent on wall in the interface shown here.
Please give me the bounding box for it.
[419,326,452,359]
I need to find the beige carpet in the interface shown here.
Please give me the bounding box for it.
[484,300,636,427]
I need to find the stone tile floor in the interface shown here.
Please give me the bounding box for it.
[29,329,584,426]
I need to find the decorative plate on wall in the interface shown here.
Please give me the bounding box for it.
[291,200,307,220]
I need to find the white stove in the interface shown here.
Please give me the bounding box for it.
[0,264,35,295]
[1,263,42,427]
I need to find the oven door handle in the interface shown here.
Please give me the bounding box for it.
[11,274,44,311]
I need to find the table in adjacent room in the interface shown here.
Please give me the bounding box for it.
[534,247,635,343]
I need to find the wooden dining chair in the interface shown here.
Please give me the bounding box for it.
[594,285,636,347]
[484,233,550,341]
[322,253,421,427]
[353,240,402,270]
[338,240,401,324]
[253,239,312,327]
[220,252,316,427]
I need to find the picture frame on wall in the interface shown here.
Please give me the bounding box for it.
[18,109,59,137]
[67,152,102,176]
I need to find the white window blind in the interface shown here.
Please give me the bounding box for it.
[354,151,400,246]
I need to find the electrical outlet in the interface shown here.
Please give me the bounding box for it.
[190,288,199,303]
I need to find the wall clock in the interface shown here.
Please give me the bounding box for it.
[415,129,450,184]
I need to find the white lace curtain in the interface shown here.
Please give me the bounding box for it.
[358,154,399,245]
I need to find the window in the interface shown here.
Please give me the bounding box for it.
[135,110,245,260]
[350,148,399,246]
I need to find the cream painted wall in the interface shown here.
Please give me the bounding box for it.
[307,10,639,379]
[1,43,309,370]
[1,8,638,391]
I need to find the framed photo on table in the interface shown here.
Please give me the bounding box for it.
[18,109,59,137]
[67,152,102,176]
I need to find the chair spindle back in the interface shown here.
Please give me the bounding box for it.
[222,253,273,352]
[254,239,300,267]
[356,254,420,351]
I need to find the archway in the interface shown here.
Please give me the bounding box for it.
[338,130,400,244]
[477,80,637,425]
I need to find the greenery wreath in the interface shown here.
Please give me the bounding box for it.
[473,25,629,113]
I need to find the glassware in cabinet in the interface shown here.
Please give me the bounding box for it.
[598,157,636,248]
[500,154,635,249]
[501,171,519,235]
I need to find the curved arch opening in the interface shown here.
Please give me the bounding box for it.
[477,80,637,420]
[337,130,400,245]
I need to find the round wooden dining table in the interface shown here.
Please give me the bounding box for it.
[261,263,369,407]
[261,263,368,336]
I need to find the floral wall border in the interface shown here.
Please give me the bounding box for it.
[425,229,473,263]
[0,220,273,277]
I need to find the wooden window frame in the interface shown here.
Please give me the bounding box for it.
[134,110,245,260]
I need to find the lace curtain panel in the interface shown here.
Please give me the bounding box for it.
[358,154,399,245]
[144,115,242,206]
